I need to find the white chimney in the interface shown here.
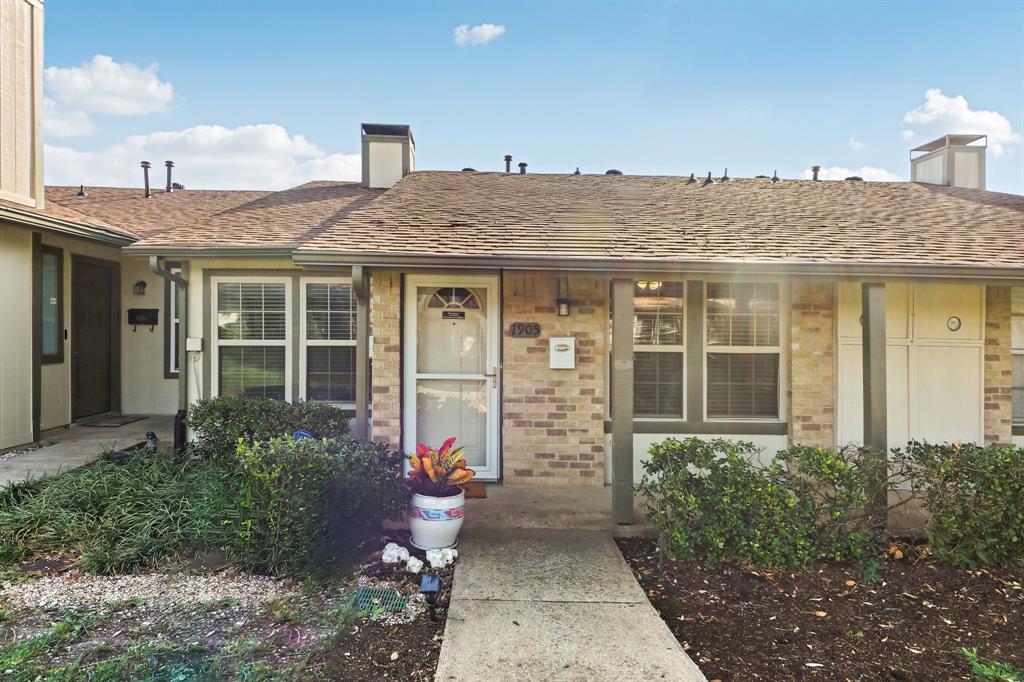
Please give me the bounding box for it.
[910,134,986,190]
[361,123,415,189]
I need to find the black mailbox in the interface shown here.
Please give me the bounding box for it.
[127,308,159,331]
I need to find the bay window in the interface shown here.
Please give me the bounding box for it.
[705,282,781,419]
[214,279,288,400]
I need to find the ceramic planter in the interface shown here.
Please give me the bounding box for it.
[408,490,465,550]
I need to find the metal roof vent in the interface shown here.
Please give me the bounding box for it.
[845,176,864,182]
[605,169,623,175]
[703,171,715,186]
[811,165,821,181]
[519,162,528,174]
[719,168,729,182]
[687,173,697,184]
[461,167,476,172]
[75,184,87,197]
[771,170,780,183]
[573,166,581,175]
[504,155,512,172]
[755,174,770,179]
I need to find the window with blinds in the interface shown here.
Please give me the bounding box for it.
[216,281,287,400]
[303,281,357,405]
[633,281,685,417]
[706,282,781,419]
[1012,287,1024,427]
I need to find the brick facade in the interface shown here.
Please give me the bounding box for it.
[984,285,1013,444]
[370,270,402,451]
[501,273,607,485]
[788,281,836,448]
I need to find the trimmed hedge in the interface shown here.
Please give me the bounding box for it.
[186,396,348,459]
[637,438,881,568]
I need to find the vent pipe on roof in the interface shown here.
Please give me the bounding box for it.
[687,173,697,184]
[573,166,581,175]
[811,165,821,181]
[141,161,152,198]
[720,168,729,182]
[165,160,174,192]
[703,171,715,186]
[771,169,780,183]
[75,184,87,197]
[519,162,527,175]
[505,155,512,173]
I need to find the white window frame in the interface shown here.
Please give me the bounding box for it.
[703,279,787,423]
[210,276,292,401]
[300,276,356,409]
[633,280,686,419]
[168,266,182,376]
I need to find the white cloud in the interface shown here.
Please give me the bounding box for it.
[43,97,98,138]
[900,130,915,141]
[848,136,866,152]
[802,166,902,182]
[453,23,506,47]
[45,55,173,116]
[44,123,361,190]
[903,88,1021,157]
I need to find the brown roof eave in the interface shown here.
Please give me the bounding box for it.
[123,245,297,258]
[0,206,135,246]
[291,250,1024,284]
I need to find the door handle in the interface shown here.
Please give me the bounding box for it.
[484,367,499,388]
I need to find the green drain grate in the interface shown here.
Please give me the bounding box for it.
[353,586,410,613]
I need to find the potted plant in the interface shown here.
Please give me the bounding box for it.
[406,437,476,550]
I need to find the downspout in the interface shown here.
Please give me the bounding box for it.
[150,256,189,451]
[352,265,370,440]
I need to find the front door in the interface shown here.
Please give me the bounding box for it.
[72,259,118,419]
[404,275,500,480]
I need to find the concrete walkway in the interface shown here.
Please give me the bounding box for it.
[0,416,173,487]
[434,487,706,682]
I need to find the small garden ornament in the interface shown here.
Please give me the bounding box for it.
[406,437,476,549]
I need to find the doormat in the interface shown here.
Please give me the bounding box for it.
[464,481,487,499]
[79,414,145,428]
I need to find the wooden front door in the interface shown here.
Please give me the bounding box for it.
[72,258,119,420]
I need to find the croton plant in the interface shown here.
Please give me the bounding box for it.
[407,437,476,497]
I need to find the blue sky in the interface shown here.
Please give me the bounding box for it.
[43,1,1023,193]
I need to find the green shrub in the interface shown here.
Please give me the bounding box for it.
[892,442,1024,569]
[186,396,349,459]
[637,438,880,568]
[0,454,235,573]
[231,436,405,574]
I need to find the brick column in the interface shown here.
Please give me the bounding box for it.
[370,271,402,450]
[788,281,837,448]
[984,285,1013,445]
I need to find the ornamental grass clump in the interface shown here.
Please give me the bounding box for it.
[406,437,476,497]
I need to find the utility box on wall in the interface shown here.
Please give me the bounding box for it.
[549,337,576,369]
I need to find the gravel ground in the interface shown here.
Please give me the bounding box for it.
[1,571,298,611]
[0,441,55,463]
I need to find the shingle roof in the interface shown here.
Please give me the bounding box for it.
[0,194,132,240]
[125,181,383,251]
[46,185,270,240]
[295,171,1024,269]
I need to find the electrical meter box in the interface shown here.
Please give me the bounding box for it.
[549,337,576,369]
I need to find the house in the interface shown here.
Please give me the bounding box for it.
[2,0,1023,520]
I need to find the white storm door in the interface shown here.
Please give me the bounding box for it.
[403,275,500,481]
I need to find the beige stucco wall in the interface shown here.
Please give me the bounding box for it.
[788,281,837,448]
[502,273,607,485]
[0,222,33,448]
[0,0,44,209]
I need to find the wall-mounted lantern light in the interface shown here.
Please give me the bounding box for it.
[133,280,147,296]
[555,276,570,316]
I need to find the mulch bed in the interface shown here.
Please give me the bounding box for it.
[617,538,1024,681]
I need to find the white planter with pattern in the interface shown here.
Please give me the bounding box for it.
[408,490,465,550]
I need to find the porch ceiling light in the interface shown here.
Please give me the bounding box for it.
[556,276,570,316]
[133,280,147,296]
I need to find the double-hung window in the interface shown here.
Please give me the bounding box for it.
[1012,287,1024,431]
[705,282,781,419]
[214,279,289,400]
[301,280,357,406]
[633,281,685,417]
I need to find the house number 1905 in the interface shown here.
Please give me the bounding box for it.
[508,322,541,338]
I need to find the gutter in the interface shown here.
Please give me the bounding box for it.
[149,256,189,450]
[0,205,135,246]
[291,251,1024,283]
